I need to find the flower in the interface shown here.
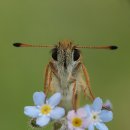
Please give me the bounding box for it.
[24,92,65,127]
[67,108,88,130]
[103,100,113,110]
[85,97,113,130]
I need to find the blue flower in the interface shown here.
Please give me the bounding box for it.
[85,97,113,130]
[24,92,65,127]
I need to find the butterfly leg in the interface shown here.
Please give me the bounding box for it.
[81,64,95,101]
[49,61,59,80]
[47,70,54,93]
[44,64,50,95]
[72,81,79,111]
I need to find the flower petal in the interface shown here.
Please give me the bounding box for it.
[50,107,65,119]
[48,92,62,107]
[96,123,108,130]
[84,105,91,116]
[67,110,76,120]
[82,118,90,128]
[88,124,94,130]
[24,106,39,118]
[36,115,50,127]
[33,92,46,106]
[75,128,85,130]
[92,97,103,111]
[68,122,73,130]
[77,108,87,118]
[100,110,113,122]
[68,122,85,130]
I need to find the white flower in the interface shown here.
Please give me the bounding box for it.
[67,108,89,130]
[24,92,65,127]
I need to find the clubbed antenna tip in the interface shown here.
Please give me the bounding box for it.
[13,43,22,47]
[110,46,118,50]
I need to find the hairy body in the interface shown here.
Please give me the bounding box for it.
[44,40,94,111]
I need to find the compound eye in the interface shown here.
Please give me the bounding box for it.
[52,48,58,61]
[73,49,80,61]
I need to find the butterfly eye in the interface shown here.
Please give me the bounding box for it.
[73,49,80,61]
[52,48,58,61]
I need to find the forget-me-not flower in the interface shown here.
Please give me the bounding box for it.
[24,92,65,127]
[67,108,89,130]
[85,97,113,130]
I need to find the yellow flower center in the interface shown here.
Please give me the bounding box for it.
[72,117,82,127]
[41,105,51,115]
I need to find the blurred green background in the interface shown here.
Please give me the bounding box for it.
[0,0,130,130]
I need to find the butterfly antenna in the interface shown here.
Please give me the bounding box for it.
[13,43,53,48]
[77,45,118,50]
